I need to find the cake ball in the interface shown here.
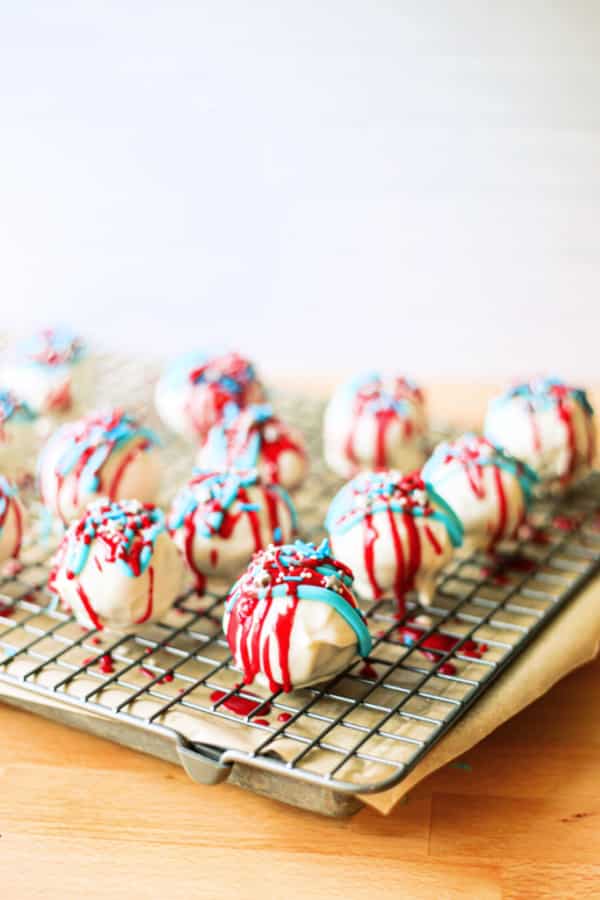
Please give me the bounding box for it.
[0,476,26,563]
[326,471,462,611]
[168,469,298,593]
[197,403,308,492]
[0,389,38,480]
[422,434,538,552]
[484,378,595,492]
[223,539,372,692]
[39,409,162,524]
[48,499,185,630]
[1,327,90,416]
[323,372,427,478]
[154,350,266,443]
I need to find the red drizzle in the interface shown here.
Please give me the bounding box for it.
[400,622,488,675]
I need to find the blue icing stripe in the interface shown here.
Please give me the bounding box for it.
[225,539,372,657]
[489,378,594,417]
[0,390,36,423]
[65,502,166,577]
[18,327,85,368]
[423,434,538,504]
[161,350,258,394]
[41,412,158,489]
[325,473,464,548]
[203,403,277,471]
[168,469,298,537]
[335,372,418,418]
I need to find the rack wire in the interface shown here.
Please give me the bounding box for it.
[0,354,599,798]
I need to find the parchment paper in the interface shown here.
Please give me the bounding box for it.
[1,572,599,814]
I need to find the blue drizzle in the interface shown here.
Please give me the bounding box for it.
[0,475,18,533]
[65,501,166,578]
[487,378,594,417]
[38,411,159,496]
[0,390,37,424]
[202,403,275,471]
[18,327,85,368]
[423,434,538,504]
[226,538,372,658]
[168,469,298,538]
[325,472,464,548]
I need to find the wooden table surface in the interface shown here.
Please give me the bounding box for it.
[1,381,599,900]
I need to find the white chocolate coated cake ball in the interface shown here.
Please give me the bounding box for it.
[0,389,38,481]
[485,378,595,492]
[223,540,372,692]
[0,476,26,563]
[197,404,308,492]
[154,351,266,444]
[49,499,185,630]
[422,434,538,552]
[39,409,162,524]
[326,470,462,610]
[324,373,427,478]
[168,469,298,594]
[1,328,91,416]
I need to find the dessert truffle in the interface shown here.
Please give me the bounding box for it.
[223,539,372,691]
[422,434,538,551]
[1,327,89,416]
[154,351,266,443]
[484,378,595,492]
[49,499,185,630]
[323,373,427,478]
[39,409,161,524]
[0,389,38,481]
[0,476,25,563]
[326,470,462,610]
[168,469,297,593]
[197,403,308,491]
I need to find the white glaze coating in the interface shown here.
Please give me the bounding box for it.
[168,470,298,593]
[38,410,162,523]
[484,379,595,492]
[324,373,427,478]
[0,477,26,564]
[49,499,185,630]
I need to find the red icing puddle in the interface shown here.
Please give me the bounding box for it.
[254,719,270,727]
[358,662,378,680]
[139,666,155,678]
[0,603,14,617]
[161,673,174,684]
[552,515,579,532]
[277,712,292,723]
[481,553,537,584]
[210,688,272,718]
[400,623,488,676]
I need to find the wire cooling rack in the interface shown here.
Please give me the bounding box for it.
[0,354,599,804]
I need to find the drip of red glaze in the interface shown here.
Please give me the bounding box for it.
[210,688,272,718]
[358,662,378,679]
[254,719,270,727]
[134,564,154,624]
[489,466,508,549]
[424,524,443,555]
[0,602,14,617]
[556,393,576,485]
[75,583,102,630]
[363,513,382,600]
[527,401,542,454]
[387,507,406,619]
[277,711,292,723]
[107,438,150,499]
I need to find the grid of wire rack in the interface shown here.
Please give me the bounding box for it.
[0,354,599,795]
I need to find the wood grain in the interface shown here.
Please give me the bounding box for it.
[1,382,599,899]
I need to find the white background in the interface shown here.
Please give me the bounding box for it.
[1,2,599,380]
